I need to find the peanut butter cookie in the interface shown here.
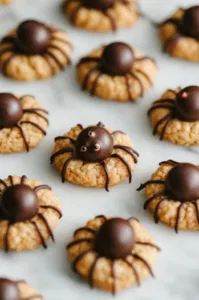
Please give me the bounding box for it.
[67,215,160,294]
[0,93,49,153]
[0,20,72,81]
[159,6,199,62]
[51,122,139,191]
[76,42,156,102]
[62,0,139,32]
[137,160,199,232]
[148,86,199,146]
[0,175,62,252]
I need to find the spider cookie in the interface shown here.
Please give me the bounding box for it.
[0,175,62,252]
[159,6,199,62]
[0,20,72,81]
[137,160,199,233]
[67,215,160,294]
[77,42,156,102]
[0,278,43,300]
[51,122,139,191]
[148,86,199,146]
[0,93,49,153]
[62,0,139,32]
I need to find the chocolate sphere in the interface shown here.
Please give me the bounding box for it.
[0,93,23,128]
[95,218,135,259]
[83,0,114,10]
[165,163,199,202]
[76,126,113,162]
[176,86,199,122]
[101,42,135,76]
[1,185,39,222]
[0,278,20,300]
[16,20,51,54]
[181,6,199,38]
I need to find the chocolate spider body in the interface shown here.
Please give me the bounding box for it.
[67,216,160,294]
[0,278,43,300]
[148,86,199,140]
[160,6,199,52]
[77,42,154,101]
[63,0,136,31]
[137,160,199,233]
[0,176,62,252]
[51,122,139,191]
[0,20,71,76]
[0,93,48,152]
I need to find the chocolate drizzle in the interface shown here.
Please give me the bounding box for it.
[67,216,160,294]
[77,42,154,101]
[0,20,72,77]
[137,160,199,233]
[51,122,139,191]
[148,86,199,140]
[160,6,199,53]
[0,176,62,252]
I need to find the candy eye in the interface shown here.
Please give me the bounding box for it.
[94,144,100,151]
[81,146,87,152]
[88,131,95,137]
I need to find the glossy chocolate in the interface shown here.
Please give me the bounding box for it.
[76,126,113,162]
[0,93,23,128]
[165,163,199,202]
[181,6,199,38]
[83,0,114,10]
[0,278,20,300]
[95,218,135,258]
[1,185,39,222]
[16,20,51,54]
[101,42,135,75]
[176,86,199,122]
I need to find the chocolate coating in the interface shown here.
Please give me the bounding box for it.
[83,0,114,10]
[0,278,20,300]
[101,42,135,76]
[165,163,199,202]
[76,126,113,162]
[176,86,199,122]
[0,93,23,128]
[1,185,39,222]
[181,6,199,38]
[16,20,51,54]
[95,218,135,259]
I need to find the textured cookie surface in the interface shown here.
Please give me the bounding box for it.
[51,124,137,189]
[63,0,139,32]
[0,27,72,81]
[77,46,156,102]
[149,89,199,146]
[0,175,62,252]
[67,216,159,293]
[160,9,199,62]
[0,95,49,153]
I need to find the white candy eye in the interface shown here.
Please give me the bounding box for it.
[88,131,95,137]
[94,144,100,151]
[81,146,87,152]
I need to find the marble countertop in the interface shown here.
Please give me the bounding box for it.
[0,0,199,299]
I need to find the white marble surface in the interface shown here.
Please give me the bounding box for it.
[0,0,199,299]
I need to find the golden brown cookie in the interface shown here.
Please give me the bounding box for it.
[51,122,139,191]
[0,0,13,4]
[148,86,199,146]
[67,215,160,294]
[62,0,139,32]
[76,42,156,102]
[137,160,199,232]
[159,6,199,62]
[0,93,49,153]
[0,278,43,299]
[0,20,72,81]
[0,175,62,252]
